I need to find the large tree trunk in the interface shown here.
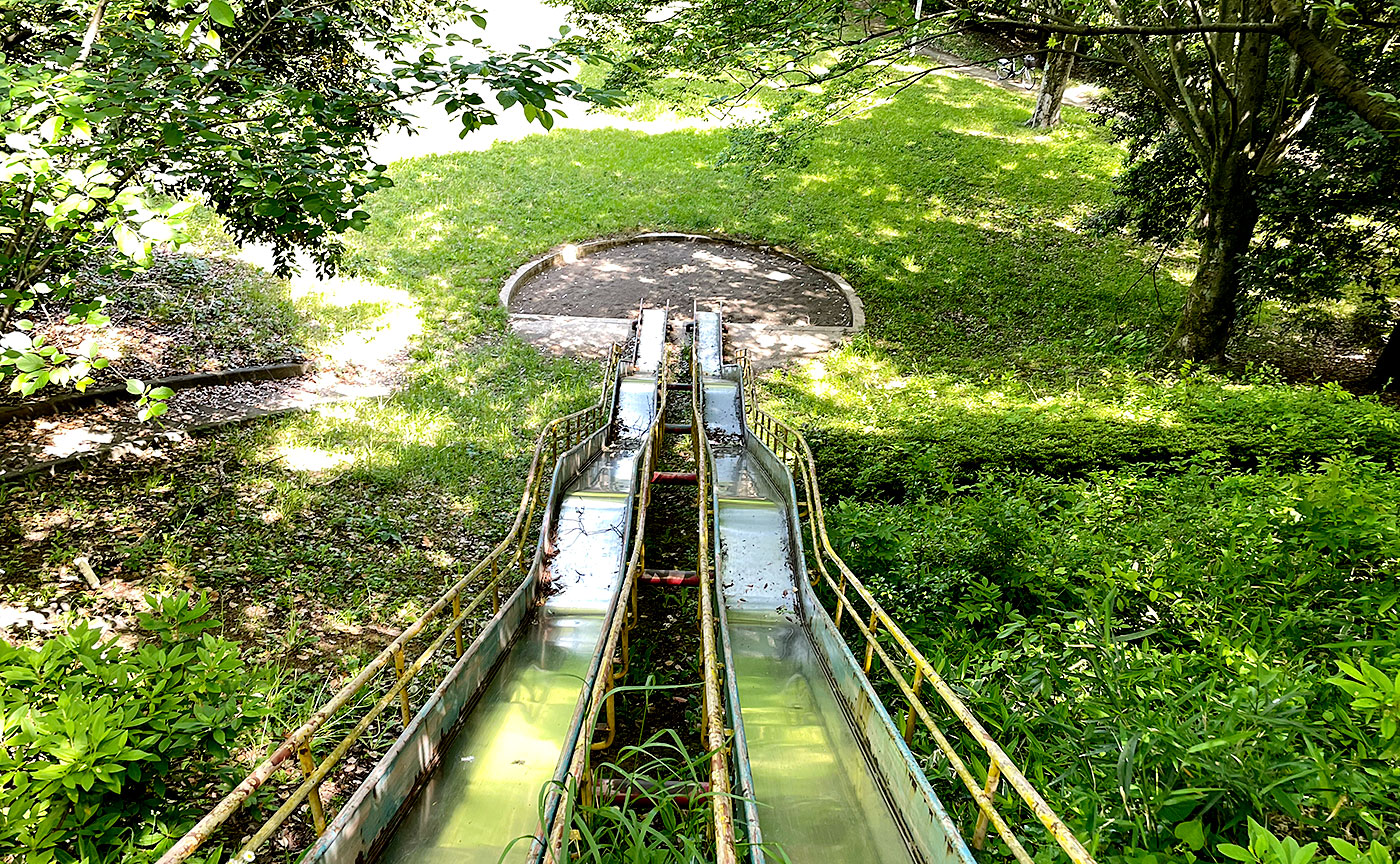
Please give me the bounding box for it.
[1026,40,1077,128]
[1369,320,1400,391]
[1167,161,1261,361]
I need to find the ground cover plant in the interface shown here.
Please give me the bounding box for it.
[1,63,1396,862]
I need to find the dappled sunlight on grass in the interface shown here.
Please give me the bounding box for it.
[275,444,357,473]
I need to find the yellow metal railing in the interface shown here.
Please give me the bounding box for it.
[693,348,740,864]
[543,347,675,864]
[159,345,625,864]
[736,351,1098,864]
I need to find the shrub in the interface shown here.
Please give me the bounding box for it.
[825,460,1400,860]
[0,591,268,864]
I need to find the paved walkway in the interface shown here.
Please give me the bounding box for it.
[920,48,1100,107]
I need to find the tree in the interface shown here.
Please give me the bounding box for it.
[1090,8,1399,380]
[1027,35,1078,128]
[568,0,1400,361]
[1,0,606,400]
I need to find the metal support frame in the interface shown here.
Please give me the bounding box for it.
[693,338,740,864]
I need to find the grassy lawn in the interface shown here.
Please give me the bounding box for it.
[2,69,1396,862]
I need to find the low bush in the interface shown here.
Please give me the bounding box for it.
[827,457,1400,861]
[0,592,268,864]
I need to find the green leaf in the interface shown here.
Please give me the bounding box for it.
[126,379,146,395]
[15,353,45,373]
[1218,844,1255,862]
[1175,820,1206,852]
[114,224,144,258]
[39,115,63,143]
[139,220,174,242]
[148,386,175,400]
[208,0,235,26]
[179,16,201,45]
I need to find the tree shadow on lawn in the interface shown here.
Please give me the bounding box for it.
[344,73,1187,385]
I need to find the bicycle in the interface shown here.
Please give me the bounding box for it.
[996,54,1037,89]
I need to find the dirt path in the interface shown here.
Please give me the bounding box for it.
[0,358,406,480]
[921,48,1100,108]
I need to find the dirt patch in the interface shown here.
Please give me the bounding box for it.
[510,238,851,326]
[0,360,405,479]
[1,249,304,407]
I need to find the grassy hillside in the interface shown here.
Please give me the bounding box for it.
[3,70,1395,862]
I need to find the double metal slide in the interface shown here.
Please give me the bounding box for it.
[163,308,1096,864]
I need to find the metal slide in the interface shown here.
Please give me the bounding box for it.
[695,310,976,864]
[302,309,671,864]
[166,304,1095,864]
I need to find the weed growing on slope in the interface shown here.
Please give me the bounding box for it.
[827,456,1400,859]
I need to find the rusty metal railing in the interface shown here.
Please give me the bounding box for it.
[159,345,625,864]
[735,350,1098,864]
[693,345,740,864]
[542,346,675,863]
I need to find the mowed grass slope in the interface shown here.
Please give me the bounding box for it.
[3,70,1395,861]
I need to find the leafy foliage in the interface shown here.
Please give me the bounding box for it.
[0,591,269,864]
[1,0,608,399]
[827,453,1400,860]
[1090,46,1400,366]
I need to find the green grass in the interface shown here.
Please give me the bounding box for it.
[3,67,1397,863]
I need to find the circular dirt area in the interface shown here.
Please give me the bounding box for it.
[508,237,852,326]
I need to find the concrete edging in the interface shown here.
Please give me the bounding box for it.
[499,231,865,333]
[0,361,311,425]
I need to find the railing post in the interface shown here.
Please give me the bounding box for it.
[393,647,412,725]
[492,558,500,614]
[972,759,1004,850]
[904,667,924,743]
[452,592,464,657]
[834,573,848,626]
[863,611,879,673]
[296,741,327,835]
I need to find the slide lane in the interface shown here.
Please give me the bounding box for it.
[696,309,973,864]
[306,310,669,864]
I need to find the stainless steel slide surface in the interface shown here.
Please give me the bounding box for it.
[710,447,918,864]
[370,312,668,864]
[697,304,962,864]
[375,457,638,864]
[374,610,609,864]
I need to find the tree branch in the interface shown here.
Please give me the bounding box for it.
[74,0,109,67]
[976,14,1284,36]
[1271,0,1400,137]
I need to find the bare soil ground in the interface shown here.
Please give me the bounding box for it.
[0,361,405,478]
[1,250,305,405]
[510,238,852,326]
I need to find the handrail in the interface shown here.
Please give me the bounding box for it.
[693,343,740,864]
[735,350,1098,864]
[159,344,626,864]
[542,346,675,864]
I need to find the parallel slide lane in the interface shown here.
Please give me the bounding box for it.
[349,310,670,864]
[696,309,972,864]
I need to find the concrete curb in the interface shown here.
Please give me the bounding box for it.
[0,361,311,425]
[498,231,865,333]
